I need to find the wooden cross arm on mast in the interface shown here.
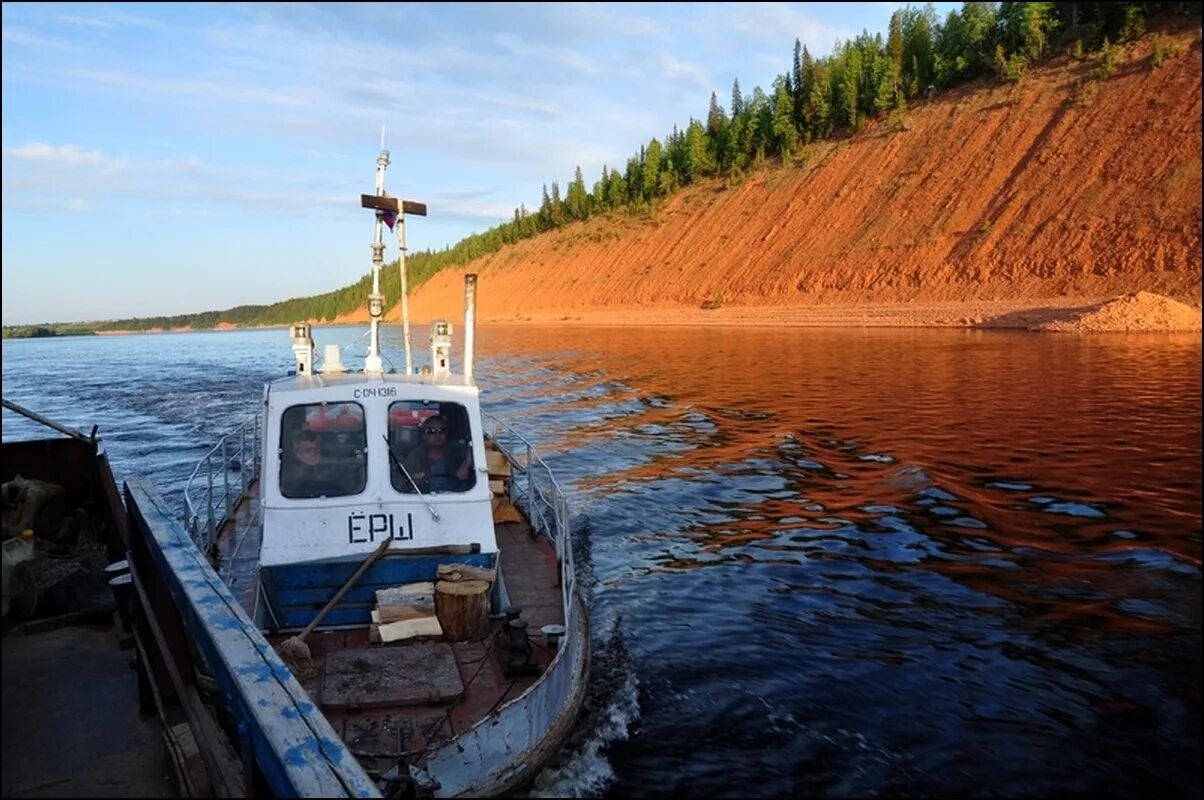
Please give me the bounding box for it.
[360,194,427,217]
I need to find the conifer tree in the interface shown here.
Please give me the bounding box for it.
[642,138,663,200]
[806,63,832,138]
[538,184,553,231]
[901,4,937,97]
[684,119,713,181]
[566,166,589,220]
[792,38,804,108]
[796,44,814,137]
[771,78,797,159]
[595,165,610,210]
[842,52,860,130]
[999,1,1058,62]
[625,154,642,201]
[608,167,628,209]
[707,90,728,138]
[550,181,563,225]
[887,10,905,73]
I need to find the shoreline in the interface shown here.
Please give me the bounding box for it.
[32,293,1204,336]
[473,300,1085,330]
[445,293,1204,333]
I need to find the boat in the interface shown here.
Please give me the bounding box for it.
[146,145,590,797]
[1,400,173,797]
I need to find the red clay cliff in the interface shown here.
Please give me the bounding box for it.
[341,31,1202,332]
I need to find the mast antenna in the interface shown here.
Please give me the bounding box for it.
[362,134,390,373]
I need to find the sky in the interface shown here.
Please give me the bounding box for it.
[2,2,958,326]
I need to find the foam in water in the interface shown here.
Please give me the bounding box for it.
[528,617,640,798]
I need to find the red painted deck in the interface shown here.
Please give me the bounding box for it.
[211,471,566,780]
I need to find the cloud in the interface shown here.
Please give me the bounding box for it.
[0,143,341,217]
[0,5,882,261]
[0,195,95,214]
[434,197,524,227]
[296,149,352,161]
[58,68,314,109]
[476,94,565,123]
[2,142,126,171]
[491,32,605,78]
[56,14,117,29]
[713,3,854,52]
[671,3,855,82]
[1,24,73,49]
[657,53,711,93]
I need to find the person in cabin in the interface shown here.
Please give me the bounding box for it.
[281,428,358,498]
[402,415,473,493]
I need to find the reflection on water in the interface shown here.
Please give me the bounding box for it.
[476,325,1201,798]
[3,325,1200,797]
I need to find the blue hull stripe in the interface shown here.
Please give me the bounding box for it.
[263,553,495,629]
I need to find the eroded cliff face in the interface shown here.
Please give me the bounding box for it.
[401,30,1201,324]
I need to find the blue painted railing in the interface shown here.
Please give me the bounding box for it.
[125,477,380,798]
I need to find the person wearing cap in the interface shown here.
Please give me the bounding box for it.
[282,429,359,498]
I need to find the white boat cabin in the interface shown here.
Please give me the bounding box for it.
[255,320,497,629]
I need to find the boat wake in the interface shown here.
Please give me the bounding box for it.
[527,615,639,798]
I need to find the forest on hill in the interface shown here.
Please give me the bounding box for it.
[4,2,1199,338]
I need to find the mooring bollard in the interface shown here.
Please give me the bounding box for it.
[107,562,134,646]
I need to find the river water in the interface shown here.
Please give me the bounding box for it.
[3,324,1200,797]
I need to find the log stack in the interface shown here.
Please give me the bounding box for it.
[369,582,443,643]
[487,448,522,524]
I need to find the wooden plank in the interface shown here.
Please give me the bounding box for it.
[436,563,497,583]
[127,558,243,797]
[165,721,211,797]
[374,582,436,623]
[360,194,400,212]
[377,615,443,643]
[485,450,511,478]
[272,584,394,606]
[359,195,427,217]
[322,644,459,707]
[492,502,523,524]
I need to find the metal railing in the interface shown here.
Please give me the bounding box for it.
[183,415,262,554]
[483,412,576,615]
[127,478,380,798]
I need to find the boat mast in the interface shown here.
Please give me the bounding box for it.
[364,130,389,374]
[360,129,426,375]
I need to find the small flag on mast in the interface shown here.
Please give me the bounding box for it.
[379,210,398,230]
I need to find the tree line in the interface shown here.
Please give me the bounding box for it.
[3,2,1196,337]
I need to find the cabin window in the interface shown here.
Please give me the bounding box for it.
[387,400,477,494]
[279,402,367,499]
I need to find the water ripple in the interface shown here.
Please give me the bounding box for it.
[4,324,1199,798]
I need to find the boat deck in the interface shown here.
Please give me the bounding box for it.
[2,619,176,798]
[211,480,566,781]
[2,433,174,798]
